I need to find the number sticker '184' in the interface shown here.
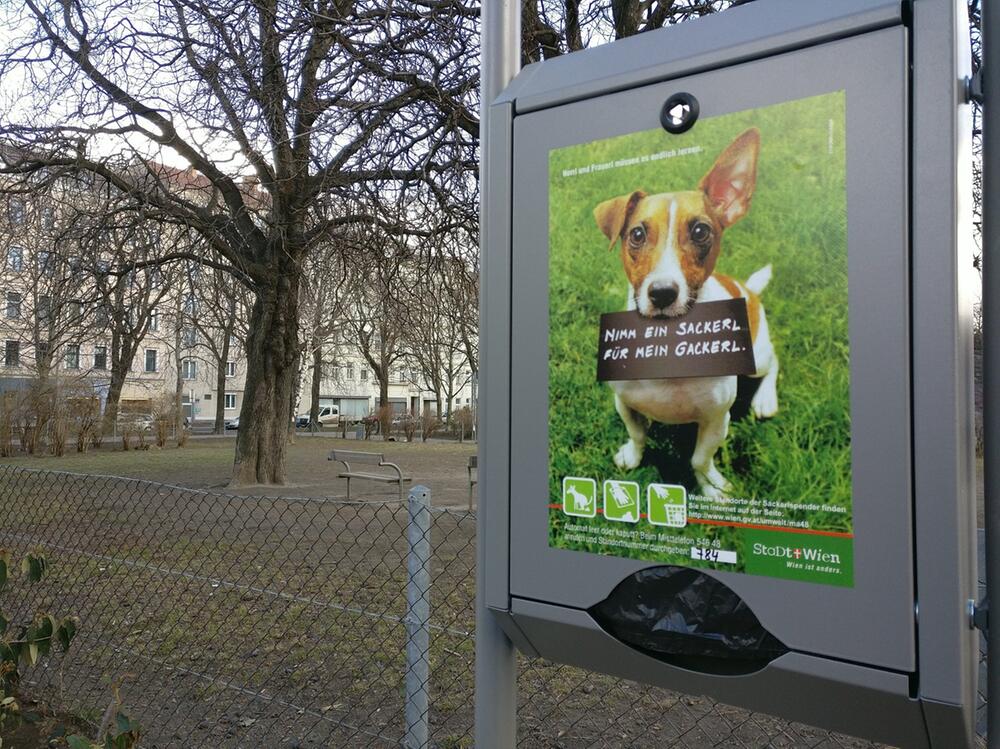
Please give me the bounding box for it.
[691,547,737,565]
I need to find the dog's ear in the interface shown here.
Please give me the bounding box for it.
[699,127,760,227]
[594,190,645,250]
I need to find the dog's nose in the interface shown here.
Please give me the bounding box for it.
[649,282,679,309]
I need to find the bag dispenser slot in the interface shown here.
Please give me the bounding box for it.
[589,566,788,676]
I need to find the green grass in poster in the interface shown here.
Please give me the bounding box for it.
[547,91,852,582]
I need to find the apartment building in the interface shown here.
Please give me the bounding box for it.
[296,356,476,422]
[0,171,476,427]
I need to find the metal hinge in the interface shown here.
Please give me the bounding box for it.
[972,598,988,633]
[964,71,984,105]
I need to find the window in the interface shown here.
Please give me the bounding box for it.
[36,340,49,362]
[182,328,197,347]
[64,344,80,370]
[182,358,197,380]
[4,341,18,367]
[6,292,20,320]
[226,361,236,377]
[204,393,212,401]
[224,393,237,410]
[144,349,157,373]
[69,301,83,321]
[36,295,50,324]
[40,206,54,231]
[7,246,23,272]
[8,199,25,225]
[94,303,108,327]
[37,250,54,276]
[94,345,107,370]
[361,369,368,382]
[149,308,159,332]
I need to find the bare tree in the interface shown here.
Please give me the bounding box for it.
[344,227,411,434]
[405,250,476,419]
[81,208,175,436]
[0,1,479,484]
[299,240,350,429]
[187,260,251,433]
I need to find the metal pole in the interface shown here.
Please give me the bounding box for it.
[404,485,431,749]
[985,1,1000,745]
[476,2,520,748]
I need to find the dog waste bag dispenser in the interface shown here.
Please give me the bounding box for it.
[481,0,978,746]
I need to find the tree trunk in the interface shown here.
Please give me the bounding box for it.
[214,361,226,433]
[174,360,184,430]
[310,344,322,427]
[100,365,127,436]
[232,268,300,486]
[214,335,231,434]
[379,375,389,413]
[288,347,301,442]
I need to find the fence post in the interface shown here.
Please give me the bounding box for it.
[985,0,1000,743]
[476,2,521,747]
[405,485,431,749]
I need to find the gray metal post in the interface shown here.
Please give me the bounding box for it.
[986,1,1000,745]
[476,2,520,748]
[405,485,431,749]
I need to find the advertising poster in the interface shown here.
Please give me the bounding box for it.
[547,91,854,587]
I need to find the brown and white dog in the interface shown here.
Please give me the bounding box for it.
[594,128,778,497]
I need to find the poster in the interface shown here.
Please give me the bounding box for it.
[547,91,854,587]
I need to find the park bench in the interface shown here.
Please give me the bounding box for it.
[467,455,478,510]
[328,450,411,500]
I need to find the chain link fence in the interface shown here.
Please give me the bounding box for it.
[0,464,986,747]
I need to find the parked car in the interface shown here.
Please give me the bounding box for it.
[295,405,339,429]
[225,416,240,430]
[118,413,154,431]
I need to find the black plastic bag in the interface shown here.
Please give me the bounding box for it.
[589,566,787,674]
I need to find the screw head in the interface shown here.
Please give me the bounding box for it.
[660,92,700,134]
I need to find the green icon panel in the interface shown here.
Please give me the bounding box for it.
[603,480,640,523]
[562,477,597,518]
[647,484,687,528]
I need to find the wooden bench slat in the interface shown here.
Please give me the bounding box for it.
[338,471,411,482]
[330,450,384,464]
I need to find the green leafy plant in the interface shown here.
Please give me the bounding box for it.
[67,703,141,749]
[0,548,78,742]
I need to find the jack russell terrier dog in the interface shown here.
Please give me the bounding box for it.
[594,127,778,497]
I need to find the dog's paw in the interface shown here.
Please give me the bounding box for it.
[696,468,732,498]
[697,483,726,499]
[751,386,778,419]
[614,441,642,470]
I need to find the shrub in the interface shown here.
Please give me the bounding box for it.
[454,406,475,443]
[400,413,417,442]
[150,395,176,448]
[377,405,393,441]
[50,415,68,457]
[420,412,440,442]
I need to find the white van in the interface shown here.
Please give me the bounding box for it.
[296,404,339,428]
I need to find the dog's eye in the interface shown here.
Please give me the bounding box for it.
[690,221,713,245]
[627,225,646,248]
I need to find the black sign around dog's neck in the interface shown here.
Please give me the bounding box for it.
[597,298,756,381]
